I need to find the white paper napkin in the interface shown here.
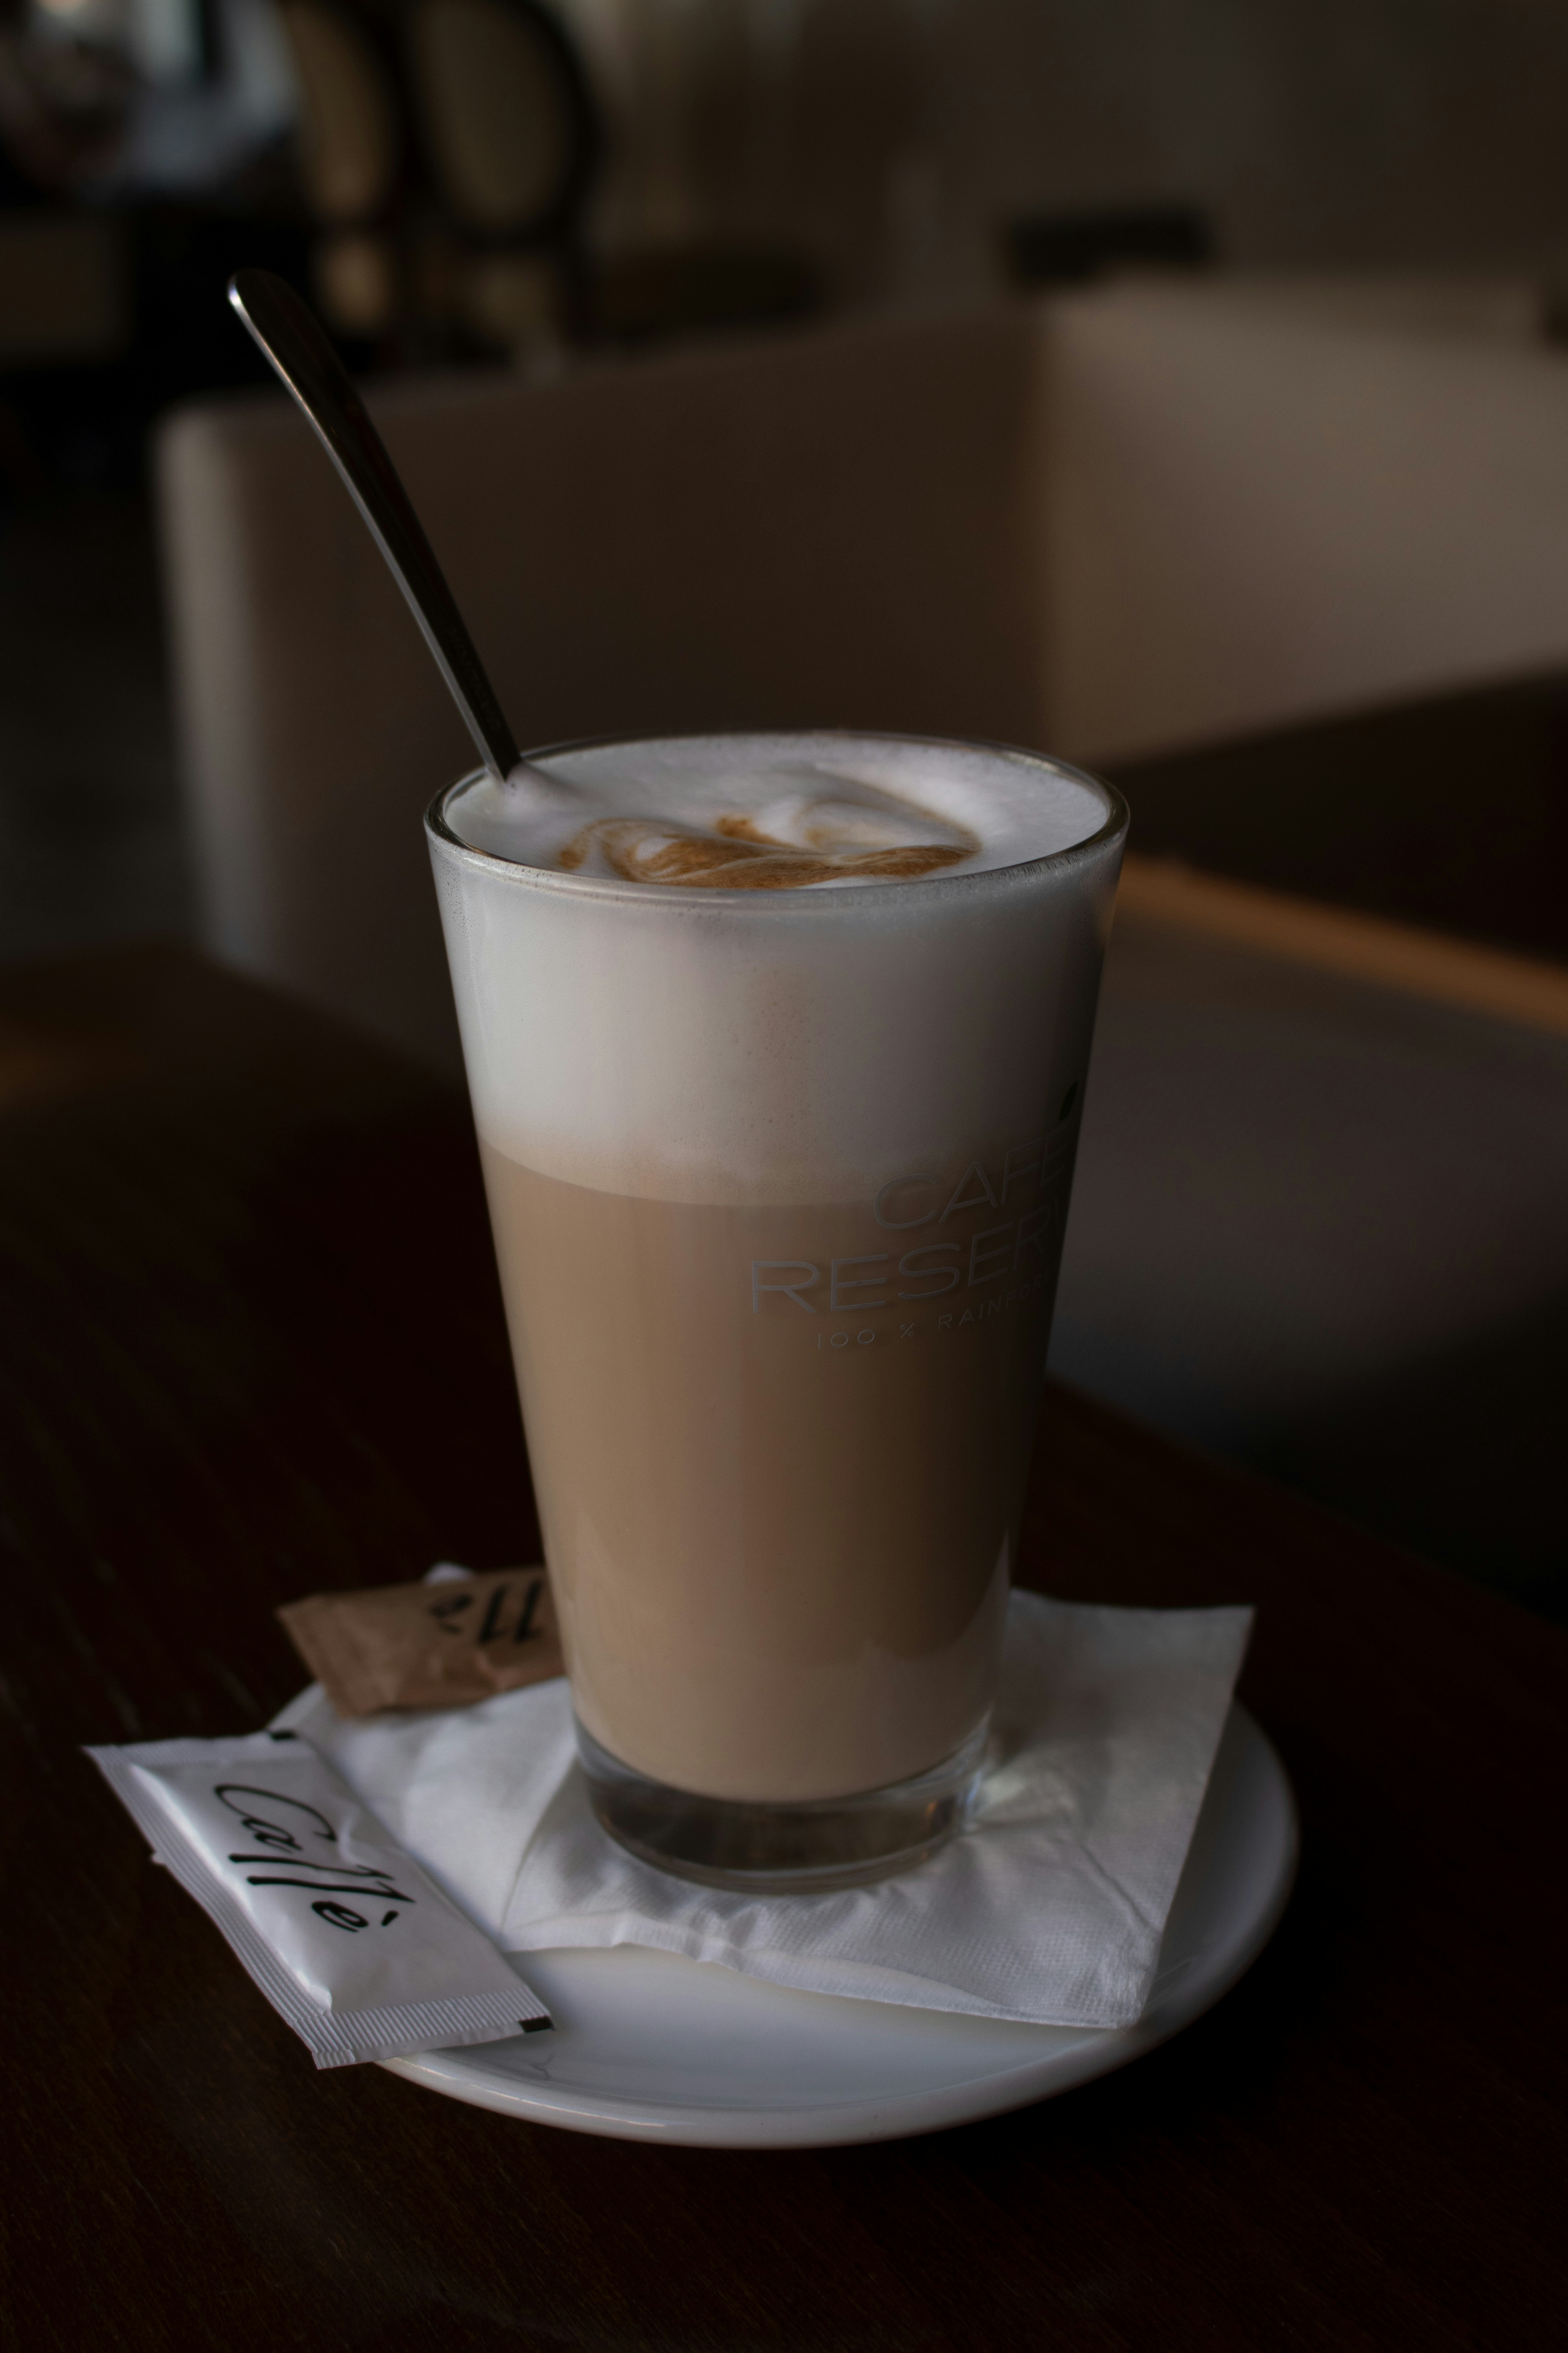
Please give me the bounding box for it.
[273,1591,1252,2031]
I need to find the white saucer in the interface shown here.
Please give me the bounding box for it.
[384,1703,1296,2149]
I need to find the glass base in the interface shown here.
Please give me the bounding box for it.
[575,1717,990,1894]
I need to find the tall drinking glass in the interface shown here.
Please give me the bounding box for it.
[428,732,1125,1889]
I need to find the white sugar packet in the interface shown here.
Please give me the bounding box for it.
[88,1731,551,2065]
[273,1591,1253,2032]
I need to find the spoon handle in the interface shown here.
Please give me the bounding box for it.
[228,269,521,782]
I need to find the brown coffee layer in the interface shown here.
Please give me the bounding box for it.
[479,1148,1068,1800]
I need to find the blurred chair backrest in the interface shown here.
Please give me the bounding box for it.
[160,280,1568,1067]
[1045,279,1568,761]
[276,0,411,337]
[405,0,597,247]
[279,0,405,228]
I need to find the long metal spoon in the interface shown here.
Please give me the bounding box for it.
[228,268,522,782]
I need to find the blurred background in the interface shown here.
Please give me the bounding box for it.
[3,0,1566,1618]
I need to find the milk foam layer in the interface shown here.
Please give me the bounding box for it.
[431,733,1123,1203]
[447,734,1105,887]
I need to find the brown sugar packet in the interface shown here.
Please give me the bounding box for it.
[278,1566,563,1717]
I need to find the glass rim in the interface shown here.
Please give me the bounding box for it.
[424,727,1129,912]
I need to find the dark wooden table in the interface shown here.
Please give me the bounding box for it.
[2,947,1563,2352]
[1110,664,1568,967]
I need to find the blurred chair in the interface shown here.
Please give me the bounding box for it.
[274,0,815,361]
[278,0,601,355]
[1045,278,1568,761]
[402,0,598,353]
[160,279,1568,1064]
[276,0,411,339]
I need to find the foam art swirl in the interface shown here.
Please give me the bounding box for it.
[555,802,977,889]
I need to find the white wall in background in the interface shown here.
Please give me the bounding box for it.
[556,0,1568,305]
